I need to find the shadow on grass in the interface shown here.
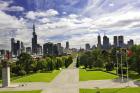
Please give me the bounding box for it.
[108,87,128,93]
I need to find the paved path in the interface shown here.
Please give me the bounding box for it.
[42,58,79,93]
[79,79,140,89]
[0,57,140,93]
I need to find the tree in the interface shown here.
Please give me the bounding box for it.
[76,57,80,68]
[0,64,2,78]
[56,57,63,69]
[17,53,33,74]
[129,45,140,74]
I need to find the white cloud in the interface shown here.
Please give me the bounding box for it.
[0,1,24,12]
[0,10,30,49]
[1,0,140,49]
[26,9,59,20]
[5,6,24,11]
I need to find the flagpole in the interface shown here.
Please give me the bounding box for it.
[126,49,129,81]
[126,49,129,87]
[121,48,123,82]
[116,50,119,75]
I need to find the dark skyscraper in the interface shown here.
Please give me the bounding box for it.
[16,40,21,55]
[114,36,118,48]
[103,35,110,49]
[97,34,101,48]
[118,36,124,48]
[43,42,54,56]
[11,38,24,56]
[66,41,69,49]
[85,43,90,50]
[26,47,32,54]
[32,24,38,54]
[21,42,25,53]
[11,38,15,55]
[127,39,134,48]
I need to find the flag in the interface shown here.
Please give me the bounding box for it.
[127,49,133,57]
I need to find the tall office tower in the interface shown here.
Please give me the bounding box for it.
[57,43,63,55]
[26,47,32,54]
[85,43,90,50]
[43,42,54,56]
[32,24,38,54]
[37,44,42,55]
[53,44,59,56]
[114,36,118,48]
[11,38,15,56]
[16,40,21,56]
[66,41,69,49]
[103,35,110,49]
[97,34,102,49]
[118,36,124,48]
[127,39,134,48]
[21,42,25,53]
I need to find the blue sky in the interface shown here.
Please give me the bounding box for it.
[0,0,140,49]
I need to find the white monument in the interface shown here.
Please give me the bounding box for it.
[1,60,10,87]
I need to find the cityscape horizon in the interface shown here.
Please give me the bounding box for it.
[0,0,140,93]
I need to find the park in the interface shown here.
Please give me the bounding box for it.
[0,46,140,93]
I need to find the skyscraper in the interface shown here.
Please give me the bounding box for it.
[85,43,90,50]
[43,42,54,56]
[97,34,101,48]
[32,24,38,54]
[21,42,25,53]
[114,36,118,48]
[127,39,134,48]
[26,47,32,54]
[11,38,22,56]
[118,36,124,48]
[16,40,21,56]
[11,38,15,55]
[66,41,69,49]
[103,35,110,49]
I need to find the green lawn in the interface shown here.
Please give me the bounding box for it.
[79,69,118,81]
[80,87,140,93]
[0,90,41,93]
[12,70,60,82]
[129,71,140,81]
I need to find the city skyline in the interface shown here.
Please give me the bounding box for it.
[0,0,140,49]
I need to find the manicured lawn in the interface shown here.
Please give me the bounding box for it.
[79,69,118,81]
[12,70,60,82]
[80,87,140,93]
[129,71,140,81]
[0,90,41,93]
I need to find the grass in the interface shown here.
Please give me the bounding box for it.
[0,90,41,93]
[80,87,140,93]
[128,71,140,81]
[79,69,118,81]
[12,70,60,83]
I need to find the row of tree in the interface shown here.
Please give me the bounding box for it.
[0,53,73,77]
[77,49,114,71]
[77,45,140,75]
[129,45,140,74]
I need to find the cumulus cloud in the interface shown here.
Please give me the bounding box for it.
[1,0,140,49]
[0,0,24,12]
[26,9,59,20]
[0,10,30,49]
